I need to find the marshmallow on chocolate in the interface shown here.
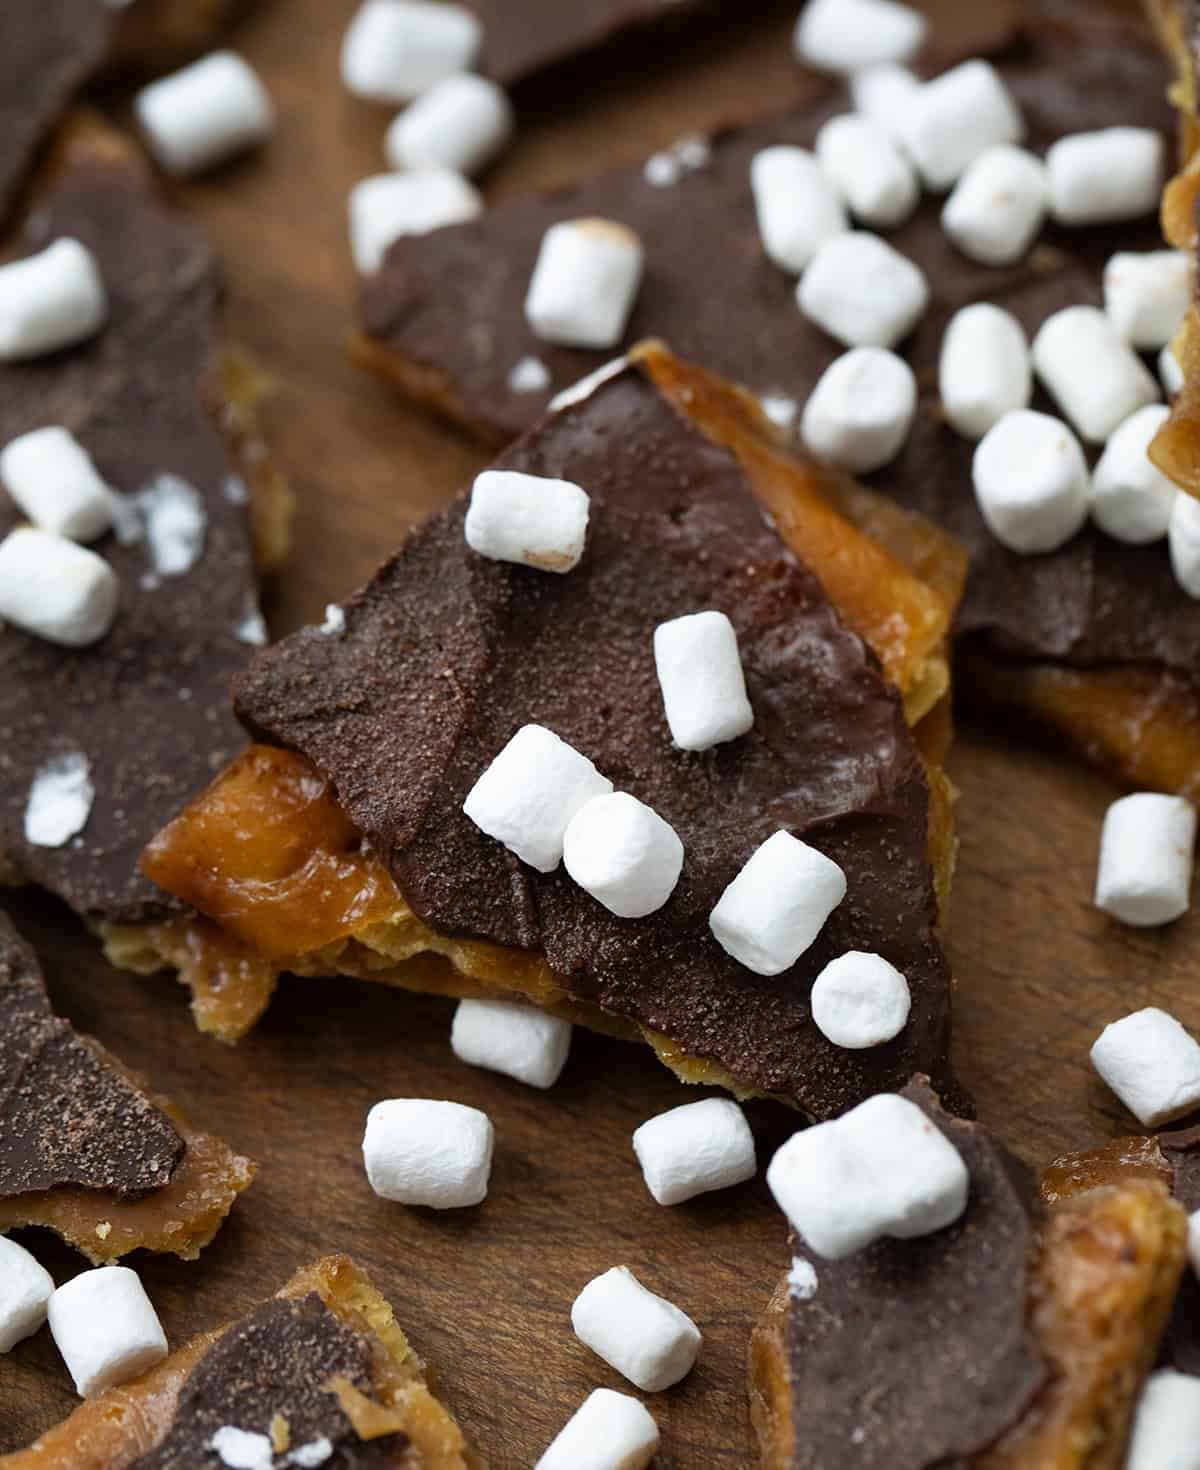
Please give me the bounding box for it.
[941,146,1047,266]
[465,469,590,572]
[1091,1008,1200,1127]
[563,792,684,918]
[750,147,847,275]
[632,1097,757,1206]
[815,115,918,230]
[1032,306,1160,445]
[535,1389,659,1470]
[1047,127,1164,225]
[48,1267,168,1397]
[939,304,1031,440]
[349,170,482,274]
[972,411,1090,555]
[362,1098,494,1208]
[24,751,93,848]
[653,610,753,751]
[797,232,928,349]
[793,0,926,74]
[525,219,643,350]
[1162,343,1186,398]
[899,60,1024,191]
[1125,1369,1200,1470]
[385,74,513,176]
[1104,251,1191,350]
[850,64,921,139]
[1094,793,1195,928]
[810,951,911,1049]
[341,0,482,103]
[801,346,917,473]
[451,999,572,1089]
[0,1237,54,1354]
[1092,405,1176,544]
[135,52,273,175]
[1170,491,1200,599]
[0,239,107,362]
[1,427,113,542]
[0,527,119,646]
[571,1267,701,1392]
[709,830,846,975]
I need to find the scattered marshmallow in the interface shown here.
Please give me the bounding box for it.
[463,724,613,872]
[349,170,482,273]
[850,64,922,140]
[0,1237,54,1353]
[385,74,513,176]
[810,951,911,1049]
[0,527,119,646]
[1170,491,1200,598]
[209,1427,273,1470]
[1125,1369,1200,1470]
[48,1267,167,1397]
[787,1257,819,1300]
[940,145,1047,266]
[535,1389,659,1470]
[451,998,572,1089]
[815,115,918,230]
[571,1267,701,1392]
[318,603,347,636]
[1032,306,1160,445]
[1095,792,1196,928]
[134,51,273,175]
[709,830,847,976]
[134,474,207,577]
[1162,343,1186,398]
[632,1097,757,1206]
[0,427,113,542]
[0,239,107,362]
[971,410,1089,555]
[525,219,644,350]
[465,469,590,573]
[939,304,1031,441]
[643,134,710,188]
[899,60,1023,192]
[1047,128,1164,226]
[800,346,916,473]
[508,356,551,394]
[341,0,481,103]
[24,751,93,848]
[548,357,628,413]
[362,1098,493,1208]
[563,793,684,918]
[1092,405,1176,544]
[1091,1008,1200,1127]
[793,0,926,74]
[1104,251,1191,351]
[797,232,928,349]
[653,609,754,751]
[767,1093,969,1259]
[750,147,847,275]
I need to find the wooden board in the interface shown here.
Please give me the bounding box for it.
[0,0,1192,1463]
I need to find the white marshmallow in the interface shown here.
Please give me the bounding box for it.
[0,1237,54,1353]
[709,830,847,976]
[1092,405,1176,544]
[563,792,684,919]
[850,64,922,140]
[632,1097,757,1206]
[385,74,513,176]
[793,0,926,74]
[810,951,911,1049]
[653,610,753,751]
[451,999,571,1089]
[760,392,799,430]
[939,304,1031,441]
[463,724,613,873]
[1095,793,1196,928]
[341,0,481,103]
[465,469,590,573]
[1163,343,1186,398]
[48,1267,167,1397]
[797,232,928,350]
[362,1098,493,1208]
[1047,128,1164,226]
[525,219,644,350]
[0,239,107,362]
[800,346,917,473]
[130,473,207,578]
[0,527,119,646]
[209,1428,273,1469]
[750,147,847,275]
[24,751,93,848]
[971,410,1089,555]
[1091,1008,1200,1128]
[787,1257,819,1300]
[1104,251,1191,351]
[349,170,482,274]
[1032,306,1160,445]
[940,145,1048,266]
[1,427,113,542]
[767,1093,969,1259]
[1189,1210,1200,1280]
[571,1267,701,1392]
[508,355,551,394]
[535,1389,659,1470]
[1170,491,1200,598]
[899,60,1024,191]
[815,115,918,230]
[1126,1369,1200,1470]
[134,51,272,175]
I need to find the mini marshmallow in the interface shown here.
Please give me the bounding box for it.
[0,239,107,362]
[972,410,1089,555]
[1032,306,1160,445]
[1125,1369,1200,1470]
[210,1428,273,1470]
[349,170,482,274]
[1170,491,1200,598]
[653,609,753,751]
[385,74,513,176]
[563,792,684,919]
[525,219,644,350]
[899,60,1024,191]
[465,469,590,573]
[709,830,847,976]
[1092,405,1176,544]
[940,145,1048,266]
[463,724,613,872]
[362,1098,493,1208]
[0,527,119,646]
[1,427,113,542]
[800,346,917,473]
[1047,128,1164,226]
[632,1097,757,1206]
[750,147,847,275]
[48,1267,167,1397]
[535,1389,659,1470]
[508,355,551,394]
[797,232,928,349]
[1095,792,1196,928]
[1163,343,1186,398]
[850,64,922,140]
[939,304,1031,441]
[810,951,911,1049]
[0,1237,54,1353]
[132,474,207,577]
[793,0,926,74]
[24,751,93,847]
[571,1267,701,1392]
[341,0,481,103]
[1104,251,1191,350]
[767,1092,970,1259]
[815,115,918,230]
[1091,1008,1200,1128]
[451,998,572,1089]
[134,51,273,175]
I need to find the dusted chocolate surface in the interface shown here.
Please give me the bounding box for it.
[235,364,956,1117]
[0,910,183,1201]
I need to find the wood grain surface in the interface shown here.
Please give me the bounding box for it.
[0,0,1191,1464]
